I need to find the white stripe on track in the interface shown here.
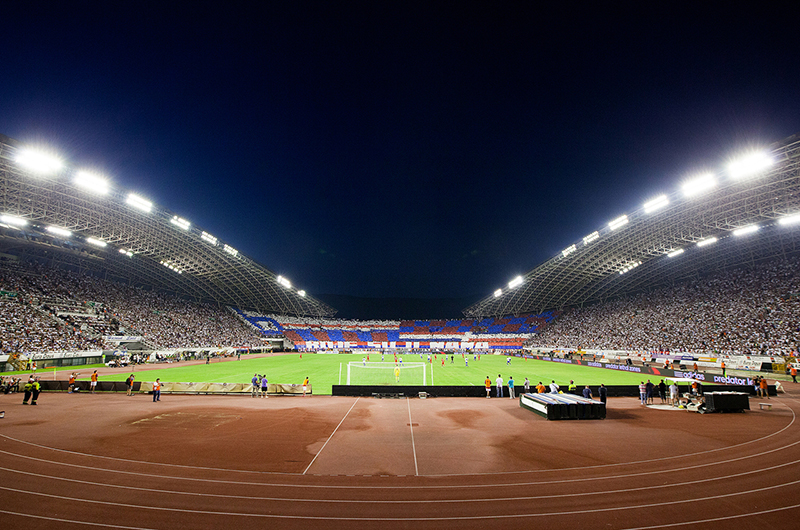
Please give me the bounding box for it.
[303,397,359,475]
[407,397,418,476]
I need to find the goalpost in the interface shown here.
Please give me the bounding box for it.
[346,362,426,386]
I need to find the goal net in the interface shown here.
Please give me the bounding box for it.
[347,362,426,386]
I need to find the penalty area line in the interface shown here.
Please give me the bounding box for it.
[303,397,360,475]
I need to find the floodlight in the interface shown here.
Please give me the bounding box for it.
[74,171,109,194]
[778,214,800,226]
[643,195,669,214]
[223,244,238,256]
[682,173,716,197]
[619,261,642,275]
[728,151,773,179]
[561,244,576,257]
[608,215,629,231]
[119,248,133,257]
[667,248,684,258]
[583,231,599,245]
[508,276,523,289]
[201,231,218,245]
[46,226,72,237]
[160,260,183,274]
[733,224,759,237]
[696,237,717,247]
[85,237,107,247]
[494,288,502,298]
[170,216,190,230]
[298,290,306,297]
[15,148,63,175]
[126,194,152,213]
[0,214,27,227]
[277,275,291,288]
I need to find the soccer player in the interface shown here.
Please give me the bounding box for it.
[506,356,511,365]
[394,366,400,383]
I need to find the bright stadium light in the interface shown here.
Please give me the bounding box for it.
[223,244,238,256]
[298,290,306,297]
[728,151,773,179]
[46,226,72,237]
[619,261,642,275]
[74,170,109,194]
[682,173,716,197]
[643,195,669,214]
[277,275,291,288]
[494,288,502,298]
[583,231,599,245]
[119,248,133,257]
[733,224,759,237]
[696,236,717,247]
[608,215,629,231]
[85,237,107,247]
[160,260,183,274]
[508,276,523,289]
[15,148,63,175]
[126,193,152,213]
[201,231,218,245]
[778,213,800,226]
[0,214,27,227]
[561,244,576,257]
[170,216,190,230]
[667,248,684,258]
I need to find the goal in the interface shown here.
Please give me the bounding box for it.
[346,362,426,386]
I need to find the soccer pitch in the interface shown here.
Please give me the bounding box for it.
[97,352,653,394]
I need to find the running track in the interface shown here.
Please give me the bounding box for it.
[0,387,798,529]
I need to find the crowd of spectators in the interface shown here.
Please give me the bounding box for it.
[527,259,800,356]
[0,261,266,352]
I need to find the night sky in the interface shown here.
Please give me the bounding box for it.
[2,2,800,318]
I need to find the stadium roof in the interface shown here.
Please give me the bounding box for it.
[0,134,337,317]
[464,133,800,318]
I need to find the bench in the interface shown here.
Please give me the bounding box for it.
[759,403,772,410]
[373,392,403,399]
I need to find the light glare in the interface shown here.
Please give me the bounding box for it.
[728,152,773,179]
[667,248,684,258]
[493,288,502,298]
[201,231,218,245]
[643,195,669,214]
[85,237,107,247]
[508,276,523,289]
[0,214,27,227]
[697,237,717,247]
[126,194,152,212]
[608,215,629,230]
[561,244,576,257]
[733,225,759,237]
[170,216,190,230]
[583,231,599,245]
[778,214,800,226]
[74,171,109,194]
[298,290,306,297]
[46,226,72,237]
[682,173,716,197]
[15,148,63,175]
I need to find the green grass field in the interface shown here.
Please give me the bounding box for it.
[97,353,656,394]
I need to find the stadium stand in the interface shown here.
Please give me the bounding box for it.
[527,258,800,356]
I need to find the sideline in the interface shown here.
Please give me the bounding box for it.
[302,397,360,475]
[407,397,419,476]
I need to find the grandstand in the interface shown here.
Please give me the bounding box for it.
[464,134,800,319]
[0,133,335,318]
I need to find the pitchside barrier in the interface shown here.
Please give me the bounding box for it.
[36,380,310,395]
[331,384,774,397]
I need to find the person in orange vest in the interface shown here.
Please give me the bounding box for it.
[790,365,797,384]
[721,361,726,377]
[302,377,309,396]
[90,370,98,393]
[68,372,77,394]
[152,378,161,402]
[759,377,770,399]
[484,376,491,398]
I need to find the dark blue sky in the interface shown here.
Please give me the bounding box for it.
[2,2,800,308]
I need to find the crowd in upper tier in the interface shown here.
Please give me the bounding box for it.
[2,255,799,356]
[526,259,800,356]
[0,261,265,352]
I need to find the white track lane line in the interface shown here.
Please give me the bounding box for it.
[2,479,800,521]
[407,397,419,476]
[303,397,359,475]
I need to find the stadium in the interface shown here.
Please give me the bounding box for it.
[2,128,800,529]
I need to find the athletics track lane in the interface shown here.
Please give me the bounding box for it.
[0,391,798,529]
